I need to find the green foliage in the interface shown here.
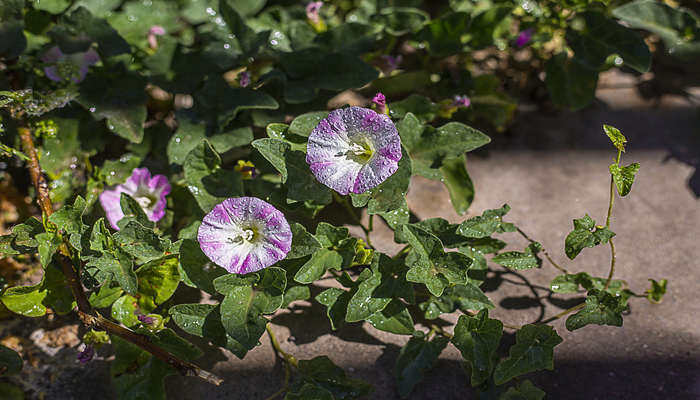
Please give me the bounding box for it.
[564,215,615,259]
[0,0,671,397]
[493,325,563,385]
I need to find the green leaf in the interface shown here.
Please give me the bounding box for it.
[564,215,615,259]
[295,249,342,284]
[366,299,414,335]
[395,334,450,398]
[49,196,87,235]
[361,147,412,215]
[9,217,44,252]
[419,283,494,319]
[603,124,627,152]
[0,264,75,317]
[288,111,329,137]
[545,53,598,110]
[418,12,470,57]
[346,254,413,322]
[0,10,26,59]
[219,0,269,55]
[646,278,667,303]
[289,356,373,400]
[88,278,123,308]
[111,337,174,400]
[315,223,350,248]
[252,138,291,181]
[567,12,651,73]
[111,294,140,327]
[315,287,352,331]
[196,79,278,129]
[183,140,244,213]
[549,272,626,295]
[49,6,130,57]
[610,162,640,197]
[169,303,249,358]
[566,289,628,331]
[99,155,142,186]
[286,150,333,204]
[612,0,700,59]
[0,344,22,375]
[452,310,503,387]
[135,255,180,312]
[85,247,138,295]
[118,193,154,229]
[457,204,515,239]
[113,221,167,263]
[217,268,286,351]
[500,380,546,400]
[166,119,205,166]
[391,97,439,124]
[440,156,475,215]
[493,324,563,385]
[492,242,542,270]
[288,223,322,259]
[31,0,71,14]
[35,232,62,267]
[177,239,227,295]
[402,225,473,297]
[77,73,146,143]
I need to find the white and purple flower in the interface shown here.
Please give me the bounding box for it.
[197,197,292,275]
[516,28,534,48]
[306,106,402,195]
[99,168,171,230]
[42,46,99,83]
[148,25,166,50]
[371,92,388,115]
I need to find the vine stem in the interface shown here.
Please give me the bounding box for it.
[515,227,569,274]
[265,324,298,400]
[540,302,585,325]
[18,122,222,386]
[603,149,622,289]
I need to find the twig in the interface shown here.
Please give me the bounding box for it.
[19,121,222,386]
[516,227,569,274]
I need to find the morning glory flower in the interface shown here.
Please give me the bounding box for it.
[197,197,292,274]
[238,71,251,88]
[306,2,326,32]
[381,54,403,74]
[516,28,534,48]
[41,46,100,83]
[306,106,402,195]
[99,168,171,230]
[77,345,94,364]
[452,95,471,108]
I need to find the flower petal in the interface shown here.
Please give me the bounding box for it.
[99,188,126,230]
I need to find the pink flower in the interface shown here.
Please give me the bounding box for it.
[239,71,251,88]
[371,92,387,115]
[306,2,323,24]
[77,345,94,363]
[516,28,534,48]
[452,95,471,108]
[41,46,99,83]
[99,168,171,230]
[148,25,166,49]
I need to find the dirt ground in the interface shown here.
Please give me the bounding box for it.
[1,71,699,399]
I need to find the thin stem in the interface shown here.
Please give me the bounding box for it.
[266,323,298,368]
[429,324,453,339]
[393,245,411,259]
[516,227,569,274]
[605,149,622,228]
[368,214,374,232]
[603,239,616,290]
[540,302,585,324]
[19,122,222,386]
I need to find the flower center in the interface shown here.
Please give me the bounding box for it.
[134,194,155,209]
[345,139,374,164]
[229,227,258,245]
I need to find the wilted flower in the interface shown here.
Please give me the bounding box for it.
[452,95,471,108]
[516,28,534,48]
[42,46,99,83]
[238,71,251,88]
[381,54,403,74]
[371,92,388,115]
[306,2,326,32]
[148,25,166,49]
[137,314,156,325]
[77,345,94,364]
[198,197,292,274]
[306,107,402,195]
[234,160,257,179]
[99,168,171,230]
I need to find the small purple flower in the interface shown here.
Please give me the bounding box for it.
[148,25,166,49]
[452,95,471,108]
[77,345,94,363]
[239,71,251,88]
[371,92,387,115]
[381,54,403,73]
[99,168,171,230]
[197,197,292,274]
[306,1,323,24]
[42,46,99,83]
[306,107,402,195]
[516,28,534,48]
[137,314,156,325]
